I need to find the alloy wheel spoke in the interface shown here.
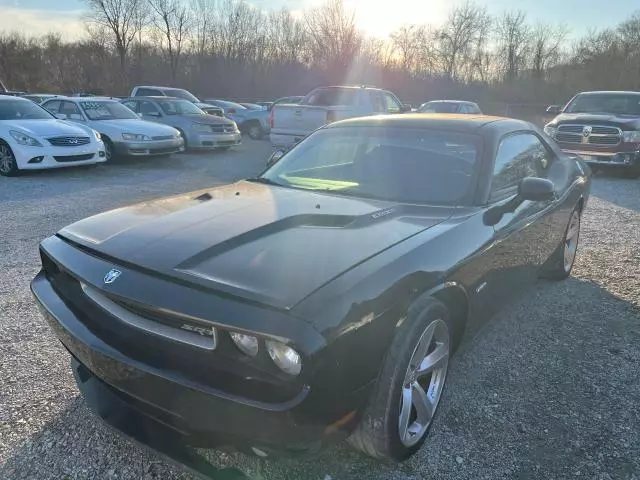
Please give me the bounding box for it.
[411,381,434,426]
[398,385,413,441]
[410,321,437,369]
[417,342,449,376]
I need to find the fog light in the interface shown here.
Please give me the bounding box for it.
[99,151,106,157]
[28,156,44,164]
[230,332,259,356]
[266,340,302,375]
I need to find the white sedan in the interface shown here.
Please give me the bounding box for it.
[0,96,105,177]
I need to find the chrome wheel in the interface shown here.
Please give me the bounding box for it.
[398,318,450,447]
[0,144,16,175]
[248,124,263,140]
[563,210,580,272]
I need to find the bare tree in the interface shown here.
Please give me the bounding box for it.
[148,0,192,84]
[436,1,490,81]
[83,0,143,79]
[190,0,217,58]
[305,0,362,77]
[495,11,530,82]
[530,23,568,79]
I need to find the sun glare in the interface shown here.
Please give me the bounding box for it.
[345,0,449,37]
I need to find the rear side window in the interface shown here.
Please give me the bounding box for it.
[302,88,359,107]
[136,88,163,96]
[491,133,552,199]
[383,92,402,114]
[122,101,138,112]
[43,100,61,114]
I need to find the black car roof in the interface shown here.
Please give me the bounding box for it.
[328,113,531,133]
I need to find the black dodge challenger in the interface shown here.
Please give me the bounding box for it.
[32,114,590,467]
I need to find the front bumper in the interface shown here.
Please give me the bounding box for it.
[114,138,184,156]
[30,237,368,455]
[560,147,640,170]
[12,141,106,170]
[187,132,242,149]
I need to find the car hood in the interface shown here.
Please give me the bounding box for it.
[1,119,89,137]
[180,113,235,125]
[58,181,452,310]
[550,113,640,129]
[90,119,177,135]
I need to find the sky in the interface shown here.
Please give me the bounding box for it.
[0,0,636,41]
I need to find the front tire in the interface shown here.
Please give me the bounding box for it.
[541,206,581,280]
[102,137,114,163]
[348,297,451,462]
[0,141,19,177]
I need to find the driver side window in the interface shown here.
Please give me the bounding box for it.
[43,100,61,114]
[139,101,160,116]
[491,133,552,201]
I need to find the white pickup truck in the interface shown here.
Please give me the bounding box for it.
[268,85,408,147]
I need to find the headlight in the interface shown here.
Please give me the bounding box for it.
[232,121,239,131]
[122,133,151,141]
[92,129,101,141]
[192,123,212,133]
[10,130,42,147]
[230,332,259,357]
[623,130,640,143]
[174,130,182,138]
[543,125,557,138]
[266,340,302,375]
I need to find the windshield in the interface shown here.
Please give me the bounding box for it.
[80,101,139,120]
[419,102,459,113]
[564,93,640,115]
[262,126,479,205]
[158,99,205,115]
[165,89,199,102]
[0,99,54,120]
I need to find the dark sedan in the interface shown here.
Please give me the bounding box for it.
[31,114,590,469]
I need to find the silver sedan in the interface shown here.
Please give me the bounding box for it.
[121,97,241,150]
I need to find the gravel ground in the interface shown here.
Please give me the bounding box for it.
[1,146,639,480]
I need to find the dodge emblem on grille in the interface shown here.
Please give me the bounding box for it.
[104,269,121,284]
[582,126,592,137]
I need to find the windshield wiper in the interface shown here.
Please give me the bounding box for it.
[246,177,284,187]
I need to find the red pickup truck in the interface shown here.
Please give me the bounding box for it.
[544,91,640,178]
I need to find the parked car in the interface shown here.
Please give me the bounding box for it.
[269,85,408,147]
[418,100,482,114]
[21,94,60,104]
[32,114,590,467]
[41,96,183,161]
[130,86,224,117]
[0,96,105,176]
[239,102,264,110]
[544,90,640,178]
[121,97,241,150]
[204,99,270,140]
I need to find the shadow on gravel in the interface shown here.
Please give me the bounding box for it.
[2,277,638,480]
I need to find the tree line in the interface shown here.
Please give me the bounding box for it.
[1,0,640,114]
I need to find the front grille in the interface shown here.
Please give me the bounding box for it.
[209,125,236,133]
[48,136,91,146]
[54,153,95,162]
[151,135,174,141]
[150,146,180,154]
[556,124,621,146]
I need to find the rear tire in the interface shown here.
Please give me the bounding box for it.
[0,141,19,177]
[247,121,264,140]
[348,297,452,462]
[541,205,581,280]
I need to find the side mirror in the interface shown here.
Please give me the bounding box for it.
[137,112,143,118]
[484,177,555,226]
[518,177,555,202]
[55,113,67,120]
[69,113,84,121]
[401,103,412,113]
[148,111,161,117]
[546,105,561,114]
[267,148,286,168]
